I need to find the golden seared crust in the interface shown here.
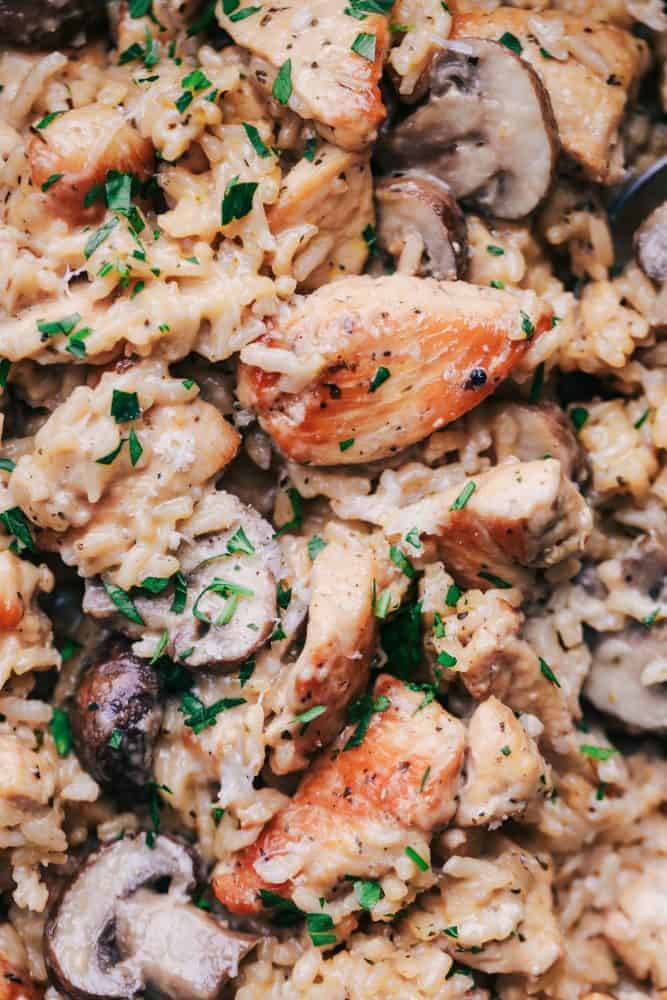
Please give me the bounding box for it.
[213,675,466,915]
[218,0,388,151]
[452,8,644,183]
[29,105,154,226]
[238,274,550,465]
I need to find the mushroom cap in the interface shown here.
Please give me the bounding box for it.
[83,492,284,669]
[585,622,667,732]
[634,201,667,283]
[377,39,559,220]
[0,0,107,47]
[69,636,163,800]
[44,834,258,1000]
[375,171,468,281]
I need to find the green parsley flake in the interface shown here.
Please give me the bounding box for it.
[404,846,429,871]
[111,389,141,423]
[175,90,193,114]
[34,110,65,130]
[478,570,512,589]
[49,707,72,757]
[353,879,383,910]
[634,408,650,429]
[0,507,35,552]
[433,612,445,638]
[0,457,15,473]
[229,4,261,21]
[499,31,522,54]
[150,629,169,665]
[272,59,293,105]
[369,365,390,392]
[66,327,92,358]
[58,636,82,662]
[243,122,272,158]
[437,650,457,668]
[95,438,126,465]
[239,656,256,687]
[303,137,318,161]
[405,527,421,549]
[643,608,659,627]
[344,693,390,750]
[277,581,292,609]
[108,729,123,749]
[362,223,377,254]
[84,217,119,259]
[226,526,256,555]
[374,585,392,620]
[181,68,212,91]
[192,578,254,625]
[306,912,336,948]
[103,580,145,625]
[41,173,63,192]
[179,691,246,734]
[128,429,143,466]
[339,438,355,452]
[444,925,459,939]
[580,744,617,761]
[351,31,377,61]
[490,278,504,289]
[221,176,258,225]
[295,704,327,725]
[520,310,535,338]
[274,487,302,536]
[37,313,81,338]
[445,584,461,607]
[450,481,475,511]
[420,766,431,792]
[539,657,561,687]
[308,536,327,561]
[389,545,415,579]
[486,244,504,256]
[129,0,152,16]
[500,745,511,756]
[570,407,589,433]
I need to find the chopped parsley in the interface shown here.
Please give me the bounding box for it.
[404,846,429,871]
[500,745,511,757]
[272,59,292,105]
[539,657,561,687]
[530,362,545,403]
[444,925,459,939]
[499,31,522,54]
[84,216,119,259]
[58,636,82,661]
[66,327,92,358]
[437,650,457,668]
[129,0,152,15]
[226,526,256,555]
[389,545,415,579]
[108,729,123,749]
[445,584,461,607]
[642,608,659,627]
[128,429,143,466]
[351,32,376,61]
[303,137,318,161]
[192,578,254,625]
[181,68,212,91]
[339,438,355,452]
[449,481,475,511]
[405,527,421,549]
[420,766,431,792]
[373,585,392,619]
[486,244,504,256]
[212,805,225,823]
[95,438,126,465]
[380,593,421,680]
[49,707,72,757]
[103,580,145,624]
[171,572,188,613]
[634,408,650,429]
[229,4,261,20]
[520,310,535,338]
[353,879,383,910]
[111,389,141,423]
[274,487,302,536]
[37,313,81,338]
[344,0,393,15]
[478,570,511,589]
[433,612,445,638]
[362,223,377,254]
[239,656,255,687]
[34,110,65,130]
[179,691,246,734]
[243,122,272,158]
[295,704,326,725]
[188,0,218,34]
[490,278,504,289]
[344,693,390,750]
[580,744,617,761]
[308,536,327,561]
[277,581,292,609]
[41,173,63,192]
[150,629,169,665]
[570,407,589,433]
[0,507,35,553]
[0,457,15,473]
[369,366,390,392]
[306,911,337,947]
[221,176,258,225]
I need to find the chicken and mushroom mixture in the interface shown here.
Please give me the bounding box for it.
[0,0,667,997]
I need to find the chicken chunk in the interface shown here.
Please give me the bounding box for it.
[452,9,645,183]
[605,857,667,988]
[270,143,373,290]
[266,541,376,773]
[219,0,388,151]
[458,697,549,827]
[406,835,562,977]
[381,459,592,590]
[238,275,551,466]
[29,105,154,226]
[83,491,283,669]
[9,361,239,590]
[431,588,575,757]
[0,958,42,1000]
[489,402,584,482]
[213,675,465,915]
[0,550,59,690]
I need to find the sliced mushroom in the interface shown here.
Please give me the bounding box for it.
[0,0,107,47]
[635,202,667,282]
[375,171,468,280]
[237,274,551,466]
[69,636,163,800]
[489,401,585,482]
[585,622,667,732]
[45,834,258,1000]
[83,492,284,669]
[377,39,558,220]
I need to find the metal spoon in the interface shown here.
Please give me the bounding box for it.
[607,153,667,272]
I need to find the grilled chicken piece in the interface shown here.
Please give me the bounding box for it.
[238,274,550,466]
[452,8,645,184]
[219,0,388,151]
[213,675,466,915]
[266,542,376,773]
[489,402,583,482]
[381,459,592,590]
[269,143,373,289]
[605,858,667,989]
[29,105,154,226]
[0,958,42,1000]
[458,696,549,827]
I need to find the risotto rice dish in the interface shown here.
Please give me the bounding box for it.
[0,0,666,997]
